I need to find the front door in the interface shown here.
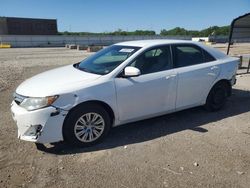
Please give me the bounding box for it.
[115,45,177,123]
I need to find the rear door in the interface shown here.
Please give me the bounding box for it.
[172,44,219,110]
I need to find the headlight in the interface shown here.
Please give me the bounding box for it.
[19,95,59,111]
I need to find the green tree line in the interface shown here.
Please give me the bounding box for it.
[58,29,156,36]
[160,26,230,37]
[59,25,230,37]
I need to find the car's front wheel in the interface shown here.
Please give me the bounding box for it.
[63,103,111,147]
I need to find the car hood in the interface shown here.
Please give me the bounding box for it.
[16,65,102,97]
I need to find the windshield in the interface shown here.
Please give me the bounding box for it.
[76,45,141,75]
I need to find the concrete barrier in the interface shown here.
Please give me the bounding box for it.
[77,45,88,50]
[87,46,103,52]
[0,43,11,48]
[69,44,77,49]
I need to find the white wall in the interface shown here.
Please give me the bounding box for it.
[0,35,191,47]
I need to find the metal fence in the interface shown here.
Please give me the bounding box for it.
[0,35,191,47]
[1,34,250,48]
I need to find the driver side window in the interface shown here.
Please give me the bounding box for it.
[130,46,172,75]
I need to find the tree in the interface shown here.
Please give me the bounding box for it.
[160,26,230,37]
[59,26,230,37]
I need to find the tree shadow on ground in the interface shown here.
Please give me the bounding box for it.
[38,88,250,154]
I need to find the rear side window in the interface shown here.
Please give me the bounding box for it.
[172,44,216,68]
[203,50,216,62]
[173,45,204,68]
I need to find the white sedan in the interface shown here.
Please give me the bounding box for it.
[11,40,239,147]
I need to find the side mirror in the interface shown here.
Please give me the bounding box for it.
[124,66,141,77]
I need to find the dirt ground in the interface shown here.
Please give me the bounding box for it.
[0,46,250,188]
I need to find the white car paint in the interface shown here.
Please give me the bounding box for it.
[16,65,102,97]
[115,68,177,123]
[11,40,239,144]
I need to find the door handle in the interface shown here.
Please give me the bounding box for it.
[211,66,219,70]
[166,75,176,79]
[207,73,216,76]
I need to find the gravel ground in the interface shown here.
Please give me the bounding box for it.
[0,47,250,188]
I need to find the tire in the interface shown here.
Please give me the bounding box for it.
[205,82,229,112]
[63,103,111,147]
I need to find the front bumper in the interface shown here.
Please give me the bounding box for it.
[231,75,237,86]
[11,101,68,144]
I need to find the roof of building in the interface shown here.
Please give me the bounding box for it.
[0,16,57,21]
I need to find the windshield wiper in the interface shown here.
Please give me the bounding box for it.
[73,63,105,75]
[73,63,80,68]
[78,66,101,75]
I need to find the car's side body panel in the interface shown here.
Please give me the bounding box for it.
[52,79,119,124]
[200,57,239,104]
[114,69,177,124]
[174,60,220,110]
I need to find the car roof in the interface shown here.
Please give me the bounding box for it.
[115,39,194,48]
[115,39,228,60]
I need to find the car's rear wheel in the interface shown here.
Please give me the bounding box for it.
[63,103,111,147]
[205,82,230,111]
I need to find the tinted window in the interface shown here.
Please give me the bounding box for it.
[130,46,172,74]
[173,45,204,68]
[203,50,216,62]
